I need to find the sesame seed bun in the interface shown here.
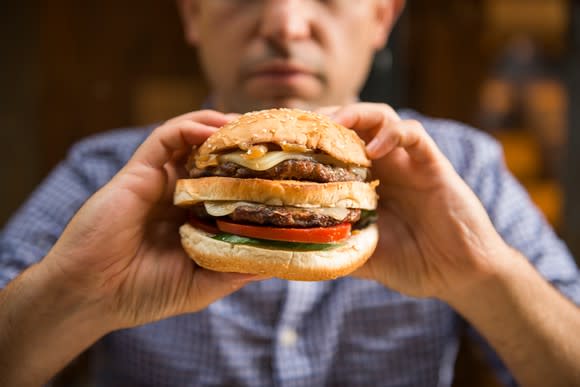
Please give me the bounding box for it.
[194,108,371,167]
[174,177,379,210]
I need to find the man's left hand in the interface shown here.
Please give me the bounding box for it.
[319,103,508,301]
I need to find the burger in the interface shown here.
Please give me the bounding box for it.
[174,108,379,281]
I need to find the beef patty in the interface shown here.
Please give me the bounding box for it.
[189,160,368,183]
[192,204,361,228]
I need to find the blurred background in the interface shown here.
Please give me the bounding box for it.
[2,4,579,248]
[8,1,579,261]
[1,1,579,386]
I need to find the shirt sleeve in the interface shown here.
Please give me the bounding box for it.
[460,133,580,386]
[473,139,580,304]
[0,130,140,289]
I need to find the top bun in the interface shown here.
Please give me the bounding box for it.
[194,108,371,167]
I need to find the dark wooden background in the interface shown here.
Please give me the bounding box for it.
[1,1,207,228]
[564,1,580,267]
[2,0,577,261]
[1,1,577,386]
[2,3,577,250]
[1,1,493,226]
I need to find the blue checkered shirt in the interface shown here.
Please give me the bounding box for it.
[1,110,579,387]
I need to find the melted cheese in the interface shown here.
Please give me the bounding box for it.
[220,151,313,171]
[219,150,367,178]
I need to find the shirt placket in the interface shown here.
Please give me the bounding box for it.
[273,280,330,387]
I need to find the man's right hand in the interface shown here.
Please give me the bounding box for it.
[1,109,263,386]
[41,109,262,329]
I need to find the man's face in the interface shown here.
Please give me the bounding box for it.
[180,0,399,113]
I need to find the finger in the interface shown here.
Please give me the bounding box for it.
[334,107,441,164]
[184,269,266,312]
[225,113,242,120]
[332,103,399,125]
[134,110,237,170]
[350,264,374,280]
[160,159,186,202]
[315,105,341,117]
[165,109,234,127]
[130,119,218,171]
[332,105,399,144]
[368,119,441,164]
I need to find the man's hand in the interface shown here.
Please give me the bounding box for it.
[43,110,258,328]
[320,103,580,387]
[0,109,267,386]
[319,103,507,300]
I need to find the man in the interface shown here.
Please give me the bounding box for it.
[1,1,579,386]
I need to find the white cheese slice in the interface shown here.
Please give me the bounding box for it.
[220,151,313,171]
[203,201,350,220]
[219,150,368,180]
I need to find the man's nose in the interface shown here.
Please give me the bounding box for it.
[259,0,312,44]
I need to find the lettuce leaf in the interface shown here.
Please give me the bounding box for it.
[212,233,341,251]
[353,209,378,230]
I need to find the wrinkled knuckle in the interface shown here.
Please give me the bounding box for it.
[151,123,172,139]
[169,120,198,133]
[178,118,197,126]
[375,103,397,120]
[405,119,425,132]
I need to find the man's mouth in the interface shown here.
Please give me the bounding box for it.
[247,61,318,82]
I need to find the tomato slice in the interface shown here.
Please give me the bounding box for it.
[216,220,351,243]
[188,215,220,235]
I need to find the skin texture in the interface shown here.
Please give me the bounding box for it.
[1,1,579,386]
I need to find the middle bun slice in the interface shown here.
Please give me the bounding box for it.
[175,177,378,210]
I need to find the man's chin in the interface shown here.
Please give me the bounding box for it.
[228,96,322,113]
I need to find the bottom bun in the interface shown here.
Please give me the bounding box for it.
[179,223,378,281]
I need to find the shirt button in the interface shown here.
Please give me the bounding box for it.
[279,327,298,347]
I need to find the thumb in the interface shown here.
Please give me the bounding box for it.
[182,269,266,312]
[350,263,375,281]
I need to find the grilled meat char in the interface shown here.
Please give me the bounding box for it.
[190,159,369,183]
